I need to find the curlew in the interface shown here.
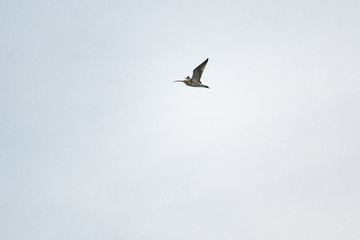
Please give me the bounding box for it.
[173,58,209,88]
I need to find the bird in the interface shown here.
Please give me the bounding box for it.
[173,58,209,88]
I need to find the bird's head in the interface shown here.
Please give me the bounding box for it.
[173,76,190,84]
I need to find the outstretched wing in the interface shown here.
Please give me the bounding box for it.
[191,58,208,84]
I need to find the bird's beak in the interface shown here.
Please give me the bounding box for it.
[173,80,184,83]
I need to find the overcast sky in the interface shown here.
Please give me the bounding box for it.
[1,0,360,239]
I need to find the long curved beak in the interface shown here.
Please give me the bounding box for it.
[173,80,185,83]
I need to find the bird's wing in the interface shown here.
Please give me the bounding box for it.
[191,58,208,84]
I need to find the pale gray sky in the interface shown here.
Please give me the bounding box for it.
[1,0,360,239]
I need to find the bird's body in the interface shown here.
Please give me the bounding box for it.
[174,58,209,88]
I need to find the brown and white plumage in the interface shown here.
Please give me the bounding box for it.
[173,58,209,88]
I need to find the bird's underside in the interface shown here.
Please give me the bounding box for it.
[186,81,208,88]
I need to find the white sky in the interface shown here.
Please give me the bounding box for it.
[1,0,360,239]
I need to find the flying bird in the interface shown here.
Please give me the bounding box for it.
[173,58,209,88]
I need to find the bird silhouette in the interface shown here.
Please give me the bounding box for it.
[173,58,209,88]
